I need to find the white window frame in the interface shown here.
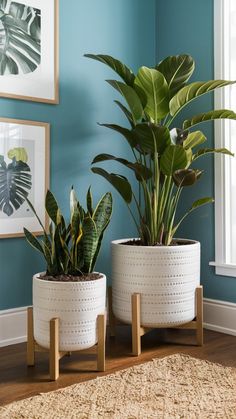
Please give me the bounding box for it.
[210,0,236,276]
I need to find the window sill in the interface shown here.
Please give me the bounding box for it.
[209,261,236,277]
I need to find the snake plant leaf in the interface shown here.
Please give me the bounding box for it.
[134,67,170,121]
[114,100,135,127]
[45,190,60,225]
[84,54,135,86]
[160,145,190,175]
[82,216,98,273]
[193,147,234,161]
[132,123,171,154]
[98,123,137,148]
[156,54,195,98]
[183,109,236,129]
[106,80,143,122]
[92,167,132,204]
[92,154,152,180]
[23,228,44,254]
[0,4,41,75]
[173,169,203,187]
[0,157,32,216]
[93,192,113,238]
[87,186,93,216]
[170,80,236,117]
[183,131,207,150]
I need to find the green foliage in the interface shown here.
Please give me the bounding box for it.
[24,187,113,276]
[85,53,236,246]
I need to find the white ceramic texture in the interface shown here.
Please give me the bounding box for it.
[112,239,200,327]
[33,273,106,351]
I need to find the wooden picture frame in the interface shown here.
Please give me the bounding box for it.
[0,0,59,104]
[0,117,50,238]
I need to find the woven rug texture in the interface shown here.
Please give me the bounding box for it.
[0,354,235,419]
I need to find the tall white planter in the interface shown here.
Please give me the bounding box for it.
[33,273,106,351]
[112,239,200,327]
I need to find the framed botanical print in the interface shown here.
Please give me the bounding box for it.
[0,117,50,238]
[0,0,59,103]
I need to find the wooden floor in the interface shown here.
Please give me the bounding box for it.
[0,326,236,407]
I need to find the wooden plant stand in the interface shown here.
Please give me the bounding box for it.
[27,307,106,381]
[108,285,203,356]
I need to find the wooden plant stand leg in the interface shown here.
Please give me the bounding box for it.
[108,286,116,337]
[27,307,35,366]
[97,314,106,372]
[49,318,60,381]
[196,285,203,346]
[131,293,141,356]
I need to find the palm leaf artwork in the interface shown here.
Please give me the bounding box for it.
[0,147,32,216]
[0,0,41,75]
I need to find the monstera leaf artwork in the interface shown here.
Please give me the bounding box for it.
[0,0,41,75]
[0,147,32,216]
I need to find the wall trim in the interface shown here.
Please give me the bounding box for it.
[0,306,28,348]
[0,298,236,347]
[203,298,236,336]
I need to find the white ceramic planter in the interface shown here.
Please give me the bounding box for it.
[33,273,106,351]
[112,239,200,327]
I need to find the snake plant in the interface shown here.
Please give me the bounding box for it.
[24,187,113,276]
[85,53,236,246]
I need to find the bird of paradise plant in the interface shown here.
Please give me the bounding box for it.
[85,53,236,246]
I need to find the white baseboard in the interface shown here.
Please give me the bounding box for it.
[0,298,235,347]
[0,306,27,348]
[203,298,236,336]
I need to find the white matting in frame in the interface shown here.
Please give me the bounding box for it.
[0,0,59,103]
[0,118,50,238]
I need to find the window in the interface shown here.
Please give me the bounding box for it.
[210,0,236,276]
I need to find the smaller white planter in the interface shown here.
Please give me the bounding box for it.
[33,273,106,351]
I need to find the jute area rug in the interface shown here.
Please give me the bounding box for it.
[0,354,235,419]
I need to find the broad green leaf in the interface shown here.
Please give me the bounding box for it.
[160,145,190,175]
[156,54,195,97]
[92,153,152,180]
[45,190,59,224]
[91,167,132,203]
[98,123,137,148]
[173,169,203,187]
[183,109,236,129]
[84,54,135,86]
[132,123,171,154]
[190,197,214,209]
[93,192,112,238]
[173,197,214,237]
[23,228,44,254]
[134,67,169,121]
[82,216,98,273]
[193,147,234,161]
[114,100,135,127]
[106,80,143,122]
[86,186,93,216]
[183,131,206,150]
[170,80,236,117]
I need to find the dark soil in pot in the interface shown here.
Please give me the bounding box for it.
[38,273,102,282]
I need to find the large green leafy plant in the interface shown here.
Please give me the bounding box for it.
[24,187,112,276]
[85,53,236,246]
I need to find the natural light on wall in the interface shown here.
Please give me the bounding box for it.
[211,0,236,276]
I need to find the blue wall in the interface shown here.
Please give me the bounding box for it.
[157,0,236,303]
[0,0,156,310]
